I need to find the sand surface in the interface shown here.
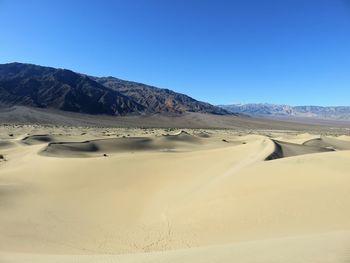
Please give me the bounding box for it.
[1,125,350,262]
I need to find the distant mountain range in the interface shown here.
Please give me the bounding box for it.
[2,63,348,122]
[0,63,228,116]
[219,103,350,121]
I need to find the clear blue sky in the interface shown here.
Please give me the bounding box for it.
[1,0,350,106]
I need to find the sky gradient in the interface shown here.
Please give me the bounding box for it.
[1,0,350,106]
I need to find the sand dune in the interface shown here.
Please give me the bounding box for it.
[1,126,350,262]
[303,136,350,150]
[21,134,58,145]
[1,231,350,263]
[337,135,350,142]
[269,132,320,144]
[0,140,16,149]
[41,132,211,157]
[266,139,334,160]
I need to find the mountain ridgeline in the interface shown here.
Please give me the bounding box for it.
[219,103,350,121]
[0,63,228,116]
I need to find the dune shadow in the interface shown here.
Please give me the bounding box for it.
[41,132,204,158]
[266,139,334,161]
[21,135,56,145]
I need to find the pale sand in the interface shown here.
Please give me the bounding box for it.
[0,126,350,262]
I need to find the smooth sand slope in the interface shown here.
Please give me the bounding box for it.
[0,126,350,262]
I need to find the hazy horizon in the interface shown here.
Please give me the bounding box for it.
[220,102,350,107]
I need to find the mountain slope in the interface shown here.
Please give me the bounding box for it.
[219,103,350,121]
[94,76,228,115]
[0,62,228,116]
[0,63,144,115]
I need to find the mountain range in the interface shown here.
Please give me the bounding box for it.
[0,62,228,116]
[219,103,350,121]
[1,63,348,123]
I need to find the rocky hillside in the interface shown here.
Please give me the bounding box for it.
[94,76,228,115]
[0,63,228,116]
[0,63,144,115]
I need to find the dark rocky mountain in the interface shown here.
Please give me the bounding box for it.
[219,103,350,121]
[93,76,228,115]
[0,63,228,116]
[0,63,144,115]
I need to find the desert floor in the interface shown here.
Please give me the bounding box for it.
[1,125,350,262]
